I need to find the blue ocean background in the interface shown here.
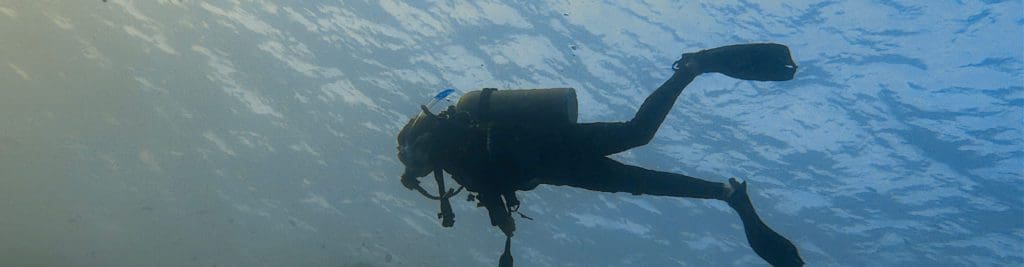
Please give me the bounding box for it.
[1,1,1021,266]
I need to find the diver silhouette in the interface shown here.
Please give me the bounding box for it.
[397,43,804,267]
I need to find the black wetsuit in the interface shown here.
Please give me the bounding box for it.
[415,43,803,266]
[433,66,724,234]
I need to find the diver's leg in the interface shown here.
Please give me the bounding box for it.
[571,44,797,156]
[572,60,701,156]
[539,156,728,199]
[538,158,804,266]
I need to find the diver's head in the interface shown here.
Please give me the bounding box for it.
[397,106,441,179]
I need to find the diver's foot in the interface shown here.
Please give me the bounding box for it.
[672,50,705,74]
[674,47,733,75]
[725,177,751,210]
[719,179,734,201]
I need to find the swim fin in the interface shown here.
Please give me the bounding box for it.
[499,236,513,267]
[695,43,798,81]
[727,178,805,267]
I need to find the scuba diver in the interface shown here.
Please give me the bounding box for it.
[397,43,804,267]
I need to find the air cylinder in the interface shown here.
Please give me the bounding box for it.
[455,88,578,128]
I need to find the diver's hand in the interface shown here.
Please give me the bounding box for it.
[401,176,420,190]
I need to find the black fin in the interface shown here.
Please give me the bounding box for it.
[499,237,513,267]
[699,43,798,81]
[727,179,804,267]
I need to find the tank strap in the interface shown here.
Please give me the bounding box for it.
[477,89,516,267]
[479,88,498,162]
[477,88,497,123]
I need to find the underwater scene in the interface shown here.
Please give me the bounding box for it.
[1,1,1021,266]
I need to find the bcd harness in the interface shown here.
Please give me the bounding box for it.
[407,88,532,267]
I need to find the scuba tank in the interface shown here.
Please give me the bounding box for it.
[455,88,578,128]
[454,88,579,182]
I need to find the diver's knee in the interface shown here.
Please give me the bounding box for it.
[625,136,651,148]
[623,121,656,147]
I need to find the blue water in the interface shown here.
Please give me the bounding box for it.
[0,1,1020,266]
